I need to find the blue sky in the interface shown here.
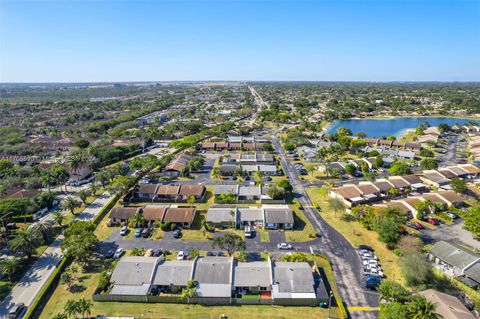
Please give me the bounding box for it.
[0,0,479,82]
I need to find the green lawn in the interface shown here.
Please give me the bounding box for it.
[180,213,213,242]
[284,206,316,242]
[258,229,270,242]
[307,187,405,284]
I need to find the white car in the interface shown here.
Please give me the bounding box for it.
[277,243,293,250]
[120,226,128,236]
[113,248,124,259]
[177,251,186,260]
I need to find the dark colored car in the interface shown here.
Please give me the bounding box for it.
[8,303,26,319]
[141,228,151,238]
[206,251,214,256]
[358,245,374,251]
[365,275,382,290]
[173,229,182,238]
[413,221,424,230]
[104,249,115,259]
[152,249,162,257]
[406,223,419,230]
[135,228,143,237]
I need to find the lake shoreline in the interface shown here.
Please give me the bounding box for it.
[326,116,480,138]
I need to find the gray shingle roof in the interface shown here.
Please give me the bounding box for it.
[429,241,480,270]
[110,256,159,286]
[214,184,238,195]
[153,260,194,286]
[272,262,315,294]
[238,186,261,196]
[234,261,272,287]
[207,207,236,224]
[264,207,294,224]
[237,207,263,222]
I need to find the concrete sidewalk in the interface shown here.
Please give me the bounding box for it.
[0,193,113,317]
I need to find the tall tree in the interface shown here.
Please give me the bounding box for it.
[212,232,245,256]
[62,196,81,215]
[0,258,18,280]
[328,198,345,218]
[9,228,41,259]
[407,296,441,319]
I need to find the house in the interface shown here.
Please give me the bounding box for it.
[162,207,196,228]
[142,205,167,223]
[329,185,365,207]
[444,166,470,178]
[156,185,181,201]
[264,205,294,230]
[420,171,451,188]
[109,206,141,224]
[107,256,324,304]
[355,182,380,202]
[374,201,413,215]
[401,174,427,192]
[258,165,278,176]
[387,176,411,190]
[163,153,190,176]
[153,260,195,294]
[428,241,480,277]
[373,179,396,197]
[233,261,272,296]
[459,164,480,177]
[237,207,264,228]
[238,186,261,201]
[271,262,317,300]
[220,164,238,176]
[178,185,206,201]
[134,184,159,201]
[193,256,234,298]
[207,207,237,228]
[417,289,476,319]
[214,184,239,197]
[110,256,161,296]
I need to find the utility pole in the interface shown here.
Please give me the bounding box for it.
[328,290,334,319]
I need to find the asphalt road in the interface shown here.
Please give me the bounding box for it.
[271,136,379,318]
[421,219,480,251]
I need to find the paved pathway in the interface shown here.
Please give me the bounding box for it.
[421,220,480,251]
[0,193,113,317]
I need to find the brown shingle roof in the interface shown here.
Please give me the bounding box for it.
[436,191,464,205]
[163,207,196,224]
[356,183,379,195]
[421,193,448,205]
[179,185,205,197]
[438,169,457,179]
[388,177,410,188]
[332,186,363,199]
[137,183,158,194]
[156,185,180,196]
[374,180,395,192]
[459,164,480,174]
[142,206,166,221]
[109,206,140,220]
[401,174,423,184]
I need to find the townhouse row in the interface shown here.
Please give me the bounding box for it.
[131,184,206,202]
[107,256,326,305]
[109,205,196,228]
[206,205,294,230]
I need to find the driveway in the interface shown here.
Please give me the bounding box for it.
[421,220,480,251]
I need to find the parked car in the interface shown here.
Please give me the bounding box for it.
[135,228,143,237]
[173,229,182,238]
[365,274,382,290]
[8,303,26,319]
[358,245,374,251]
[412,221,424,230]
[120,226,128,236]
[446,212,459,220]
[144,249,153,257]
[141,228,152,238]
[206,251,214,256]
[406,223,419,230]
[426,217,439,225]
[113,248,124,259]
[277,243,293,250]
[177,251,187,260]
[244,226,253,238]
[152,249,162,257]
[104,249,115,259]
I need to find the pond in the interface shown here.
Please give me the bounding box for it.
[327,117,479,138]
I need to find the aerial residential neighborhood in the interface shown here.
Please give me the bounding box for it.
[1,1,479,319]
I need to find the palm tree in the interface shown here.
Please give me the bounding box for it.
[89,182,98,196]
[78,298,92,318]
[32,221,53,243]
[0,258,18,280]
[52,313,67,319]
[328,198,345,218]
[131,212,145,228]
[62,196,81,215]
[42,172,54,192]
[9,228,41,259]
[63,299,81,319]
[211,167,221,180]
[52,210,65,226]
[77,189,91,205]
[407,296,441,319]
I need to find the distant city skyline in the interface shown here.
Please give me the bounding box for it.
[1,0,479,82]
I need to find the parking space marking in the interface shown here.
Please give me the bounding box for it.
[348,306,379,311]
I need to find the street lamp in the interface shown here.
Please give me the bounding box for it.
[328,290,334,319]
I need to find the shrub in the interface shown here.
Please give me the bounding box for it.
[170,223,177,231]
[160,222,171,231]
